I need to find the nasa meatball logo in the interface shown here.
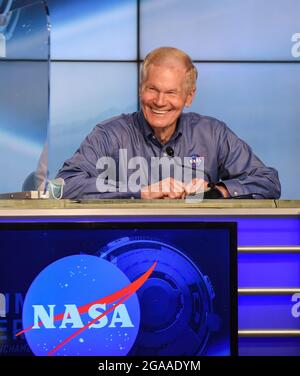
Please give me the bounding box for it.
[18,255,156,356]
[189,154,204,170]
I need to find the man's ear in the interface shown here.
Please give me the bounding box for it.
[185,88,196,108]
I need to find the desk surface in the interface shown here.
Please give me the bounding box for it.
[0,199,299,216]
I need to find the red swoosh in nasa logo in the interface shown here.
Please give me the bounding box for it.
[16,261,157,356]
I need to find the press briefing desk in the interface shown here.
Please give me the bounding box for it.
[0,199,300,356]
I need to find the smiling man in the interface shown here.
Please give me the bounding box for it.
[56,47,281,200]
[140,52,195,145]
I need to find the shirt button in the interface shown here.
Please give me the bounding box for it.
[234,191,238,196]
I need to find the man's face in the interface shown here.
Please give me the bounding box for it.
[140,64,195,134]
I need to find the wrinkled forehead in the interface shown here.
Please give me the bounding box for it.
[146,61,188,77]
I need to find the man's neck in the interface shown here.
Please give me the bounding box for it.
[153,123,176,144]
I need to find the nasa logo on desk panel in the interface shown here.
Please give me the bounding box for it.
[19,238,220,356]
[20,255,145,356]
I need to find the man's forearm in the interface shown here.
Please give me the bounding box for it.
[221,168,281,199]
[57,173,141,200]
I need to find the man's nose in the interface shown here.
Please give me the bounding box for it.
[153,92,166,107]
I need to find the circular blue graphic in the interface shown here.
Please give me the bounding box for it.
[22,255,140,356]
[99,237,219,356]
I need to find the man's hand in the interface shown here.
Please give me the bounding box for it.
[141,178,230,199]
[141,178,210,199]
[214,183,230,198]
[184,178,209,196]
[141,177,186,199]
[185,179,229,198]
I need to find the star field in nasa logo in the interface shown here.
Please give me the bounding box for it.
[19,255,155,356]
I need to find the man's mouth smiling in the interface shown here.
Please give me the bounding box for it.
[150,108,170,115]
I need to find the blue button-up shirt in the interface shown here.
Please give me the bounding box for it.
[56,111,281,199]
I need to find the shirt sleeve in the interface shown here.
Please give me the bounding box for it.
[55,126,140,200]
[216,122,281,199]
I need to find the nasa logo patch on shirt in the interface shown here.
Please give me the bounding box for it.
[189,154,204,170]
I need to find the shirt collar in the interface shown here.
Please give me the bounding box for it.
[138,110,184,143]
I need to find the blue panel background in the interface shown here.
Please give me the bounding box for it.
[239,337,300,356]
[140,0,300,60]
[1,1,49,59]
[48,0,137,60]
[238,253,300,288]
[239,295,300,329]
[0,1,49,192]
[48,62,138,178]
[0,61,48,192]
[189,63,300,199]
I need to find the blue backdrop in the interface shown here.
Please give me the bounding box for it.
[1,0,300,197]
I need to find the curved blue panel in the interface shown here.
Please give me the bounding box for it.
[141,0,300,61]
[190,63,300,199]
[239,295,300,329]
[48,62,138,178]
[239,337,300,356]
[48,0,137,60]
[0,2,49,193]
[239,254,300,288]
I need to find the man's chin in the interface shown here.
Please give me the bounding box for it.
[145,115,174,128]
